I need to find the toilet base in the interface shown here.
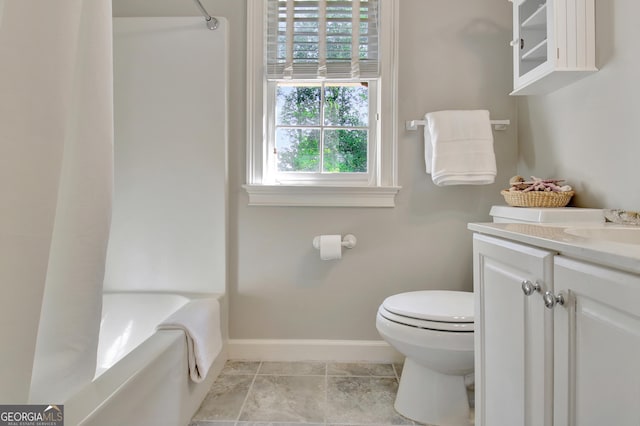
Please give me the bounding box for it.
[395,358,470,426]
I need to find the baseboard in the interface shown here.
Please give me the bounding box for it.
[227,339,404,363]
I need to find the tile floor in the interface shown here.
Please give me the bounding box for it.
[190,360,475,426]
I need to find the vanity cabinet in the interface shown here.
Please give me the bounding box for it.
[473,234,555,426]
[473,232,640,426]
[510,0,597,95]
[553,257,640,426]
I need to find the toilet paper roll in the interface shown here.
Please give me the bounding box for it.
[319,235,342,260]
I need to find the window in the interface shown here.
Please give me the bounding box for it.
[269,80,375,184]
[245,0,400,207]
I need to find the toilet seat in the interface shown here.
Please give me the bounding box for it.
[380,291,474,332]
[378,307,474,332]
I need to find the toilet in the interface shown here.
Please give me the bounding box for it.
[376,290,474,426]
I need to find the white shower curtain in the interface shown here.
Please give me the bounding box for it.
[0,0,113,403]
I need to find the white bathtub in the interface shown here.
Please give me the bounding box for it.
[65,292,226,426]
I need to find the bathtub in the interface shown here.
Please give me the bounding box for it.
[65,292,226,426]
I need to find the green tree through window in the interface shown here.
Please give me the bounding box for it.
[275,82,369,174]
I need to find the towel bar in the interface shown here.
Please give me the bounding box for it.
[405,119,510,131]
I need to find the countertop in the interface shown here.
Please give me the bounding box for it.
[468,222,640,275]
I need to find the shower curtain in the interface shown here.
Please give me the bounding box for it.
[0,0,113,403]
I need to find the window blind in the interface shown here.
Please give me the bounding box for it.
[266,0,380,80]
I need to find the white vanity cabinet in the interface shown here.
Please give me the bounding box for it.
[473,234,555,426]
[473,227,640,426]
[510,0,597,95]
[552,256,640,426]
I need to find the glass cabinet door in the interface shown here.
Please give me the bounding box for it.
[517,0,549,78]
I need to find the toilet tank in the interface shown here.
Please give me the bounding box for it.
[490,206,604,224]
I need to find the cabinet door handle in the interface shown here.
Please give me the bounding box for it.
[543,291,565,309]
[510,38,524,49]
[521,280,541,296]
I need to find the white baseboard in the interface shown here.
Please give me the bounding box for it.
[227,339,404,363]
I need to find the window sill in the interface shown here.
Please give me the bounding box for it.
[243,184,401,207]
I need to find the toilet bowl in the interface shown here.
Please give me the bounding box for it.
[376,290,474,426]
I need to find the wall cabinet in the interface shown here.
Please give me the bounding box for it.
[474,233,640,426]
[473,234,554,426]
[510,0,597,95]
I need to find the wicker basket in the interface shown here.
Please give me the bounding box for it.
[501,190,574,208]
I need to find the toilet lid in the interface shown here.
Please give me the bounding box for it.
[382,291,474,323]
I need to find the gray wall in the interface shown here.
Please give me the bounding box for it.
[113,0,516,340]
[517,1,640,210]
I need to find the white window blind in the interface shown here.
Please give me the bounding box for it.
[266,0,380,80]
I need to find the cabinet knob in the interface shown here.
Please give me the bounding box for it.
[543,291,565,309]
[510,38,524,49]
[521,280,541,296]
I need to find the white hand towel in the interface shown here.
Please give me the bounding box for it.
[157,298,222,383]
[424,110,497,186]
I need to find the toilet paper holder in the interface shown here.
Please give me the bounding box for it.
[312,234,357,250]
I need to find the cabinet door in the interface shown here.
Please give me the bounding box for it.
[473,234,555,426]
[553,257,640,426]
[513,0,553,91]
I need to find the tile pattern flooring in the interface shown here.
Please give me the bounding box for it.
[190,360,412,425]
[190,360,473,426]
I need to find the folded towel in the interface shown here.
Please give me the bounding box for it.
[157,298,222,383]
[424,110,497,186]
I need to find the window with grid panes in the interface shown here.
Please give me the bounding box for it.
[245,0,399,206]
